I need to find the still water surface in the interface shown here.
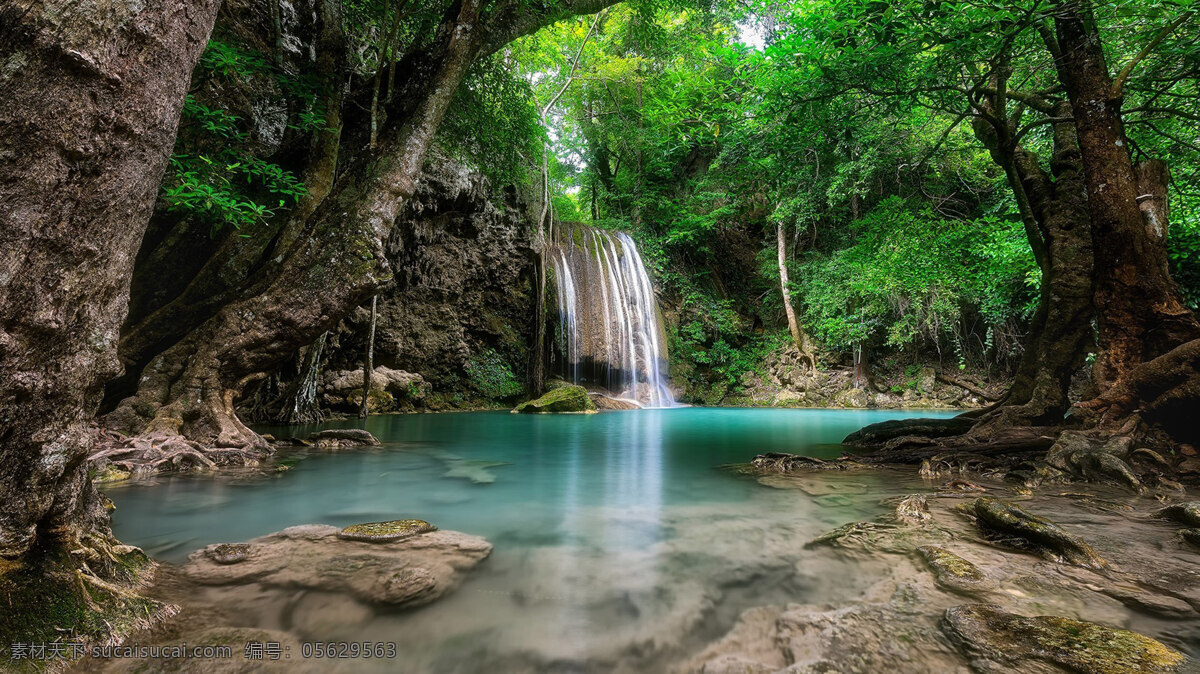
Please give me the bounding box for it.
[105,408,962,671]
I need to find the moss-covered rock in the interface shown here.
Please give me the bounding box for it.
[970,497,1106,568]
[92,465,131,483]
[1178,528,1200,548]
[513,384,596,413]
[337,519,436,543]
[918,546,994,594]
[942,604,1185,673]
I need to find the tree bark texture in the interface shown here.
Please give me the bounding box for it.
[0,0,220,557]
[1054,0,1200,387]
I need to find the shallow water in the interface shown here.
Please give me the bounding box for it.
[104,408,1199,672]
[107,408,953,563]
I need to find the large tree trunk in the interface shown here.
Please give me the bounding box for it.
[1054,0,1200,388]
[105,0,348,406]
[0,0,219,558]
[105,0,488,454]
[970,104,1095,430]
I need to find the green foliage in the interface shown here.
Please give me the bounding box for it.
[441,55,543,188]
[159,40,316,234]
[465,348,524,400]
[793,198,1037,355]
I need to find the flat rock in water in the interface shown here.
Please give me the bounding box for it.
[942,604,1185,674]
[917,546,994,594]
[182,524,490,607]
[338,518,436,542]
[970,497,1106,568]
[305,429,381,447]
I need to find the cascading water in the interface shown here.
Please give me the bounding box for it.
[549,223,674,408]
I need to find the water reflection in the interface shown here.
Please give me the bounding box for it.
[106,408,961,671]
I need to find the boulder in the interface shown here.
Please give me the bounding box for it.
[772,389,805,406]
[322,366,430,412]
[834,387,871,408]
[182,524,491,607]
[513,384,596,413]
[942,604,1185,674]
[917,546,994,594]
[590,393,641,410]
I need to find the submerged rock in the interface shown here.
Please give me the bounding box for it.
[969,497,1106,568]
[1155,502,1200,528]
[942,604,1185,674]
[513,385,596,413]
[917,546,994,594]
[338,519,436,543]
[304,428,381,447]
[685,601,967,673]
[182,524,490,607]
[893,494,931,525]
[749,453,864,473]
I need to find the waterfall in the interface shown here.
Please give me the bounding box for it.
[549,223,674,408]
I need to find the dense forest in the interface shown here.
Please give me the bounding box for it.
[2,0,1200,670]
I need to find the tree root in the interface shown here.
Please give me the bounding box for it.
[88,425,267,476]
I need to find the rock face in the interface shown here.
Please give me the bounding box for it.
[942,604,1185,674]
[695,344,999,409]
[182,524,492,607]
[514,385,597,413]
[321,159,537,411]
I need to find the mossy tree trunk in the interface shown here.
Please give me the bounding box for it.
[0,0,220,559]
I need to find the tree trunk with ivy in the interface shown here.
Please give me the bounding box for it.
[0,0,220,640]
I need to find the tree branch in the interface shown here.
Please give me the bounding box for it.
[1111,9,1195,99]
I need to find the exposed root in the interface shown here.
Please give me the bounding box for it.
[87,425,268,476]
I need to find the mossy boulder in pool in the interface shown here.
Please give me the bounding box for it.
[942,603,1185,673]
[970,497,1106,568]
[513,385,596,414]
[918,546,993,594]
[338,519,436,543]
